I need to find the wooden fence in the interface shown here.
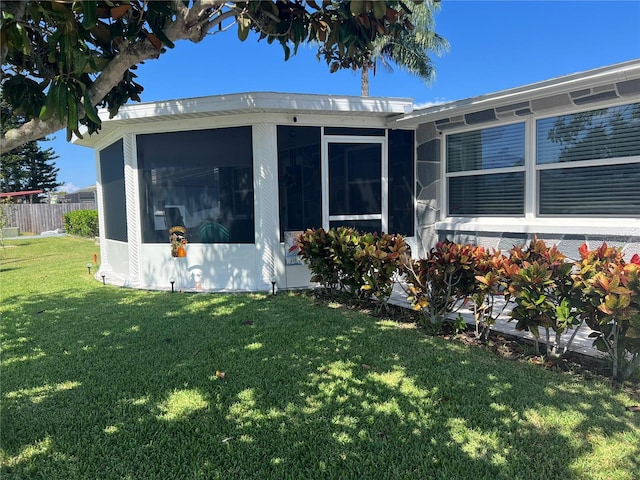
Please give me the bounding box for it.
[1,203,96,235]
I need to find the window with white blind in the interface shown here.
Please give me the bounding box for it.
[443,102,640,221]
[536,103,640,216]
[446,123,525,216]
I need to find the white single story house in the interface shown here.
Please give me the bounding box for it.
[76,59,640,292]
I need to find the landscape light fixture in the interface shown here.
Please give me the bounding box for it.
[86,263,92,275]
[101,274,106,285]
[271,276,277,296]
[170,279,175,293]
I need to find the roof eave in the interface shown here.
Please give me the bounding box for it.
[388,59,640,129]
[74,92,414,148]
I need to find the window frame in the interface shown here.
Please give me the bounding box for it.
[439,99,640,234]
[534,102,640,218]
[135,125,255,244]
[443,119,527,218]
[322,132,388,233]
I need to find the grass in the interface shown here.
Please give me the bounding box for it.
[1,237,639,479]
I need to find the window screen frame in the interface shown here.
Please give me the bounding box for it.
[135,126,255,244]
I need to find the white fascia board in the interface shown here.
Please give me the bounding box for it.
[110,92,413,117]
[73,92,413,148]
[389,59,640,128]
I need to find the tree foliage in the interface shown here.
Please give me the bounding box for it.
[0,94,60,199]
[1,0,428,154]
[361,0,448,95]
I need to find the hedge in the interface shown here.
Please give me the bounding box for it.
[63,209,99,237]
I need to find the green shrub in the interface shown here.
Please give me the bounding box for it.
[357,232,408,309]
[400,241,482,329]
[469,248,514,342]
[572,243,640,381]
[63,209,99,237]
[296,228,342,293]
[507,238,579,357]
[296,228,408,308]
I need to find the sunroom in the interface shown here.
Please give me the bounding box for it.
[76,93,416,292]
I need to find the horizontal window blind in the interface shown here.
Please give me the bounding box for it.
[447,123,525,173]
[537,103,640,165]
[448,172,525,216]
[539,163,640,216]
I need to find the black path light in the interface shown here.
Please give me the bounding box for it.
[86,262,92,275]
[170,278,175,293]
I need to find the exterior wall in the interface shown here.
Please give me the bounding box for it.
[104,239,129,282]
[139,243,262,291]
[414,121,441,257]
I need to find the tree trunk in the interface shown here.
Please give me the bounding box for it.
[361,67,369,97]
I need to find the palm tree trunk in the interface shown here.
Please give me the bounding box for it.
[361,67,369,96]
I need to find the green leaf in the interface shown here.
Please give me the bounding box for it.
[83,91,101,126]
[57,81,68,124]
[39,79,61,122]
[238,17,251,42]
[81,1,98,28]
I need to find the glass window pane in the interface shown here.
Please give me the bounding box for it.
[99,139,127,242]
[136,127,254,244]
[329,143,381,216]
[537,103,640,165]
[447,123,525,172]
[277,126,322,241]
[329,219,381,233]
[448,172,525,216]
[324,127,385,136]
[388,129,414,236]
[539,163,640,216]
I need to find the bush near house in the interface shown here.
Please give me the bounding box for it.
[63,209,98,237]
[296,229,640,382]
[296,227,408,310]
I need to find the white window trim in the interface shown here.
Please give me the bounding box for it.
[439,100,640,237]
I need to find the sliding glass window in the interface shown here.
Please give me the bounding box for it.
[446,123,525,216]
[536,102,640,216]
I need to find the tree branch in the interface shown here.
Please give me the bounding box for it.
[2,117,66,152]
[1,4,242,154]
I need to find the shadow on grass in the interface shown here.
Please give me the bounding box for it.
[1,289,639,479]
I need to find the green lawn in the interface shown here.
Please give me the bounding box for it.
[1,237,639,479]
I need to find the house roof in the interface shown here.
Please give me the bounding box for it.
[74,92,414,148]
[389,59,640,129]
[0,189,43,198]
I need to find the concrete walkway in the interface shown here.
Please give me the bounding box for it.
[387,282,604,358]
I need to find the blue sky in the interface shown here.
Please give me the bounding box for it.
[49,0,640,191]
